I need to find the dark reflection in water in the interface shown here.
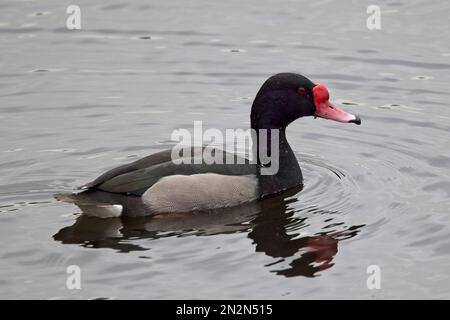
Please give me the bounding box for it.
[54,187,364,278]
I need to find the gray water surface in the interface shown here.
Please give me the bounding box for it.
[1,0,449,299]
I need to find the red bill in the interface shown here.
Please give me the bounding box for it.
[313,83,361,125]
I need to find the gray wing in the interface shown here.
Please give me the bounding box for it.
[80,149,175,189]
[82,147,258,196]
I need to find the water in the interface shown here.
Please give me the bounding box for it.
[1,0,449,299]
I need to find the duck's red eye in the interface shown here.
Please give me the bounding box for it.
[297,87,306,95]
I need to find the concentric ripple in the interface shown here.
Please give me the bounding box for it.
[298,152,359,214]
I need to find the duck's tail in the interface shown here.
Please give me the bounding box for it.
[55,189,151,217]
[55,191,124,218]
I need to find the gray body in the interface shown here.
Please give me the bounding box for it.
[57,134,302,217]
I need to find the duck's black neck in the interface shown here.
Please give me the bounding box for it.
[252,127,303,196]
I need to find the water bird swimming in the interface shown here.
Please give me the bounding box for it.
[56,73,361,217]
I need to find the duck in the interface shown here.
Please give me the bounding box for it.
[56,73,361,218]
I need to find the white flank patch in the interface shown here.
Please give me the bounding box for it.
[79,204,123,218]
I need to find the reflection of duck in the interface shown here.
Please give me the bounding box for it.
[56,73,360,217]
[54,188,364,277]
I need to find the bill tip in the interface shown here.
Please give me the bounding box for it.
[350,115,361,125]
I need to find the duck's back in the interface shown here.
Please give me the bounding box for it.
[82,147,258,196]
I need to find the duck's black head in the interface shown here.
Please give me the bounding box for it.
[251,73,361,129]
